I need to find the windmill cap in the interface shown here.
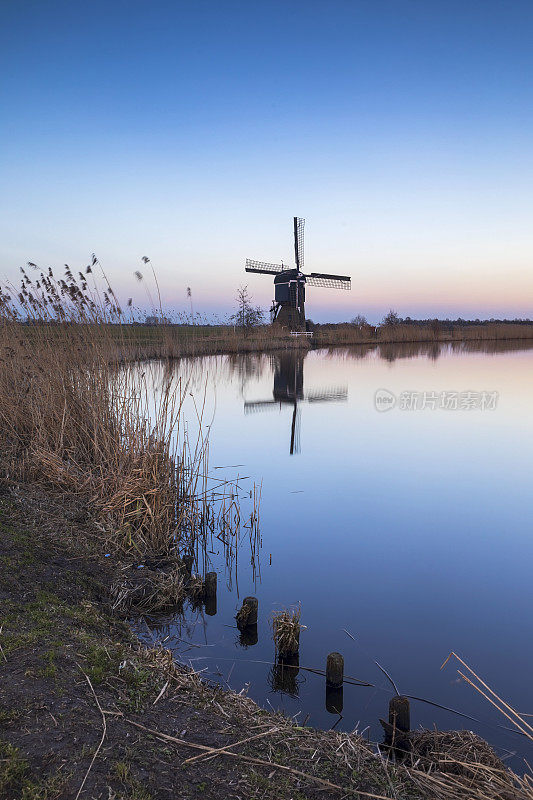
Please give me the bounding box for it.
[274,269,304,284]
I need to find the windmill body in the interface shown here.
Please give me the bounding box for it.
[245,217,351,330]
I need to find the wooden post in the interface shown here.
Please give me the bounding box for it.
[389,696,410,734]
[242,596,258,624]
[380,695,411,754]
[236,597,258,638]
[326,652,344,688]
[237,596,258,629]
[204,572,217,597]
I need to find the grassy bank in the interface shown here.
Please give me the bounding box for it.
[79,319,533,359]
[2,493,532,800]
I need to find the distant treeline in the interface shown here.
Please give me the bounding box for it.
[307,313,533,331]
[398,317,533,325]
[306,315,533,347]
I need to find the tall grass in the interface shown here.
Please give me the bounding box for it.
[96,319,533,358]
[312,321,533,347]
[0,265,236,556]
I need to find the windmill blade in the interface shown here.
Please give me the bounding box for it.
[305,388,348,403]
[293,217,305,271]
[244,400,279,413]
[306,272,351,290]
[245,259,286,275]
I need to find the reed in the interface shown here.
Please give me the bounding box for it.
[0,264,249,558]
[94,319,533,359]
[111,566,186,613]
[271,605,304,658]
[312,320,533,347]
[442,651,533,742]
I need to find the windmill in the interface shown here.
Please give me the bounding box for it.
[245,217,351,330]
[244,352,347,454]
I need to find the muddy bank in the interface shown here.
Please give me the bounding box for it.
[0,492,529,799]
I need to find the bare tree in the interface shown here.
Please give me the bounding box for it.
[351,314,368,328]
[231,286,264,334]
[382,309,401,326]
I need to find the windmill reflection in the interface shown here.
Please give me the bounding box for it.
[244,352,348,454]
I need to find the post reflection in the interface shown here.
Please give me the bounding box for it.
[239,624,258,648]
[269,653,301,697]
[325,685,343,715]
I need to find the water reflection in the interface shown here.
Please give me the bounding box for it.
[205,593,217,616]
[244,352,348,453]
[137,340,533,767]
[325,685,344,715]
[239,623,258,648]
[269,653,301,697]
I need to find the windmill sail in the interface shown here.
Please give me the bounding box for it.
[245,259,286,275]
[305,388,348,402]
[244,400,279,413]
[306,272,351,290]
[293,217,305,271]
[244,390,347,410]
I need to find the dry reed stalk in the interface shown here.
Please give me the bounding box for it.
[442,652,533,741]
[271,605,304,658]
[75,665,108,800]
[122,718,394,798]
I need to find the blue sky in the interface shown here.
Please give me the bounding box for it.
[1,0,533,322]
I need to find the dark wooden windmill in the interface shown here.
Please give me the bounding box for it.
[245,217,351,330]
[244,352,347,454]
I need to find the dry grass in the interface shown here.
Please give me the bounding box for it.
[313,321,533,347]
[271,605,304,658]
[406,736,533,800]
[111,565,186,613]
[137,642,533,799]
[78,320,533,358]
[0,264,248,558]
[187,574,205,602]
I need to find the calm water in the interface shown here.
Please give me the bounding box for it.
[137,341,533,764]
